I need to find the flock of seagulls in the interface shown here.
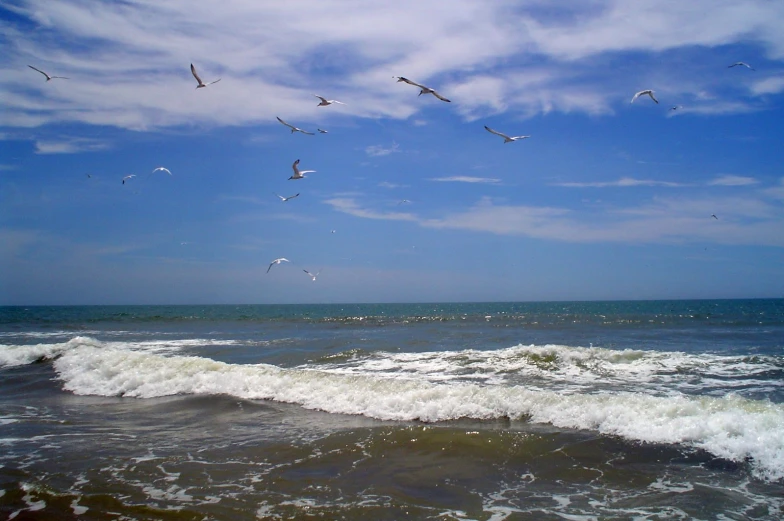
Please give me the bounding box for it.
[27,57,755,282]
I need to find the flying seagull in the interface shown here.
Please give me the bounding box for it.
[151,167,172,176]
[484,125,531,143]
[315,95,345,107]
[267,258,290,273]
[317,129,328,134]
[28,65,69,81]
[289,159,316,180]
[122,175,136,184]
[711,214,718,220]
[728,62,755,71]
[631,90,658,104]
[303,269,321,281]
[276,117,314,135]
[190,63,221,88]
[395,76,451,102]
[275,192,300,202]
[670,105,682,111]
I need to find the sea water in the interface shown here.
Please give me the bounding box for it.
[1,300,783,519]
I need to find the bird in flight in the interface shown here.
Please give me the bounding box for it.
[275,192,300,202]
[395,77,451,102]
[267,258,290,273]
[314,95,345,107]
[190,63,221,88]
[28,65,69,81]
[728,62,755,71]
[669,105,682,111]
[484,125,531,143]
[303,269,321,281]
[151,167,172,176]
[317,129,328,134]
[276,117,314,135]
[631,90,658,104]
[122,175,136,184]
[711,214,718,220]
[289,159,316,180]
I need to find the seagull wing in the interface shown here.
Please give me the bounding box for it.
[647,91,659,103]
[484,126,511,140]
[277,117,296,130]
[299,130,315,135]
[315,95,329,104]
[298,170,316,175]
[398,77,428,90]
[190,63,204,86]
[152,167,172,175]
[430,90,451,102]
[204,78,221,86]
[631,91,643,103]
[288,193,300,200]
[28,65,50,79]
[274,193,286,201]
[330,100,345,105]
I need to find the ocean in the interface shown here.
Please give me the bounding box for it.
[1,300,783,520]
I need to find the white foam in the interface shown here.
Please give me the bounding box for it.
[51,345,784,481]
[0,336,241,368]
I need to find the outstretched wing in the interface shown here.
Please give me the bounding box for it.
[28,65,49,79]
[277,117,296,130]
[484,126,510,140]
[190,63,204,85]
[431,90,451,102]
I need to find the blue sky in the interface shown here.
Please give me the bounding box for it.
[1,0,783,305]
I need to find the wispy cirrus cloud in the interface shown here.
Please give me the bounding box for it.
[326,193,784,247]
[34,137,110,155]
[708,175,759,186]
[428,176,500,184]
[555,177,686,188]
[365,143,400,157]
[2,1,783,133]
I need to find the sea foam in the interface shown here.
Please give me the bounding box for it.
[50,342,784,481]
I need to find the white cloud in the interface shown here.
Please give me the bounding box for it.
[751,76,784,95]
[708,175,759,186]
[34,137,110,154]
[555,177,686,188]
[326,194,784,247]
[429,176,501,184]
[324,197,417,221]
[365,143,400,157]
[1,1,783,132]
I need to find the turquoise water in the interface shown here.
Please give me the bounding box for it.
[2,299,783,519]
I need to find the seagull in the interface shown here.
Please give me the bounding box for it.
[190,63,221,88]
[276,117,314,135]
[267,258,290,273]
[728,62,755,71]
[670,105,682,111]
[28,65,69,81]
[122,175,136,184]
[631,90,658,104]
[315,95,345,107]
[275,192,300,202]
[303,269,321,281]
[86,174,92,178]
[711,214,718,220]
[317,129,328,134]
[151,167,172,176]
[484,125,531,143]
[395,76,451,102]
[397,199,411,205]
[289,159,316,180]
